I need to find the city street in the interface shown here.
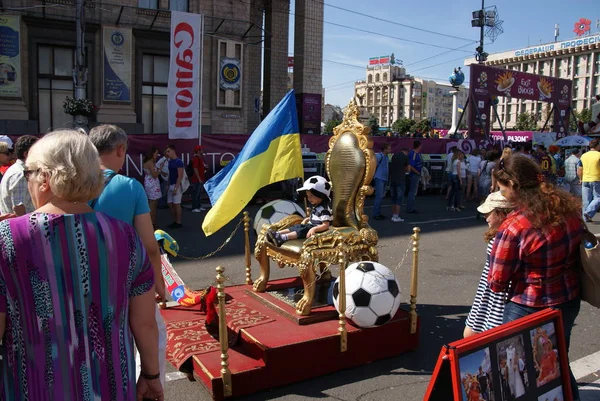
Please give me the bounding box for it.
[157,193,600,401]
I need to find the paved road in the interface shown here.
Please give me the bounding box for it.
[156,192,600,401]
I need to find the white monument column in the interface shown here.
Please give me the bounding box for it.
[449,90,459,135]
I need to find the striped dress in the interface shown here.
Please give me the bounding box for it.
[465,239,507,333]
[0,212,154,401]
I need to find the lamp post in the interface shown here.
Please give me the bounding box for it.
[471,1,496,63]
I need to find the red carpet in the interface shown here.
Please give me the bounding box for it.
[163,300,274,369]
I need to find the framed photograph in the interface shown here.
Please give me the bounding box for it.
[424,309,572,401]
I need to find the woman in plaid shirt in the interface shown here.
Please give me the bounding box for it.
[488,155,584,400]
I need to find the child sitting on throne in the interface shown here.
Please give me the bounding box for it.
[267,175,332,247]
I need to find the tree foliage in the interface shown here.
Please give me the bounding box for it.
[569,108,591,133]
[324,119,342,135]
[367,115,379,135]
[392,118,415,136]
[515,112,539,131]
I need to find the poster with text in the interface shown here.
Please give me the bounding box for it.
[103,26,132,102]
[0,15,21,97]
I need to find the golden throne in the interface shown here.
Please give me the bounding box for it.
[253,98,379,316]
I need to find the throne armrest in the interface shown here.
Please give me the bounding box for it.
[261,214,304,233]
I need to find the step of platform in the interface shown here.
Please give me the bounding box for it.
[189,280,420,400]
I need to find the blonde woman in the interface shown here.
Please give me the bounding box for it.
[0,130,163,401]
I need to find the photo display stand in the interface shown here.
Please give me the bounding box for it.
[424,308,573,401]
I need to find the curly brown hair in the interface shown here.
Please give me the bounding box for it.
[483,208,512,242]
[493,155,581,228]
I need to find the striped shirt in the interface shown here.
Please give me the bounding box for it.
[488,210,583,307]
[309,203,333,225]
[465,240,506,332]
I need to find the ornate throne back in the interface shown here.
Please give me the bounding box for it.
[326,102,376,231]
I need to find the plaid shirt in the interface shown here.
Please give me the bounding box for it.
[488,210,583,307]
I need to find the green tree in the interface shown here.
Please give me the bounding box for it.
[392,118,414,136]
[414,119,431,135]
[515,112,538,131]
[323,119,342,135]
[367,115,379,135]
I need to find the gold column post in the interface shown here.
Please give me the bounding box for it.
[338,246,348,352]
[243,211,252,285]
[409,227,421,334]
[216,266,232,397]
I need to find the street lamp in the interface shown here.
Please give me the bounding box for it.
[471,2,503,63]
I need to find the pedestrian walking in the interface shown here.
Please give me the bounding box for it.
[564,149,582,197]
[578,139,600,222]
[165,144,185,228]
[447,150,465,211]
[372,143,391,220]
[464,191,514,338]
[406,140,423,214]
[190,145,207,213]
[466,149,481,201]
[143,147,162,227]
[489,154,584,401]
[389,148,409,222]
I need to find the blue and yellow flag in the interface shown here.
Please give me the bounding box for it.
[457,104,464,113]
[202,90,303,236]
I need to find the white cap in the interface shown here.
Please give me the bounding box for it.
[477,191,514,214]
[0,135,13,149]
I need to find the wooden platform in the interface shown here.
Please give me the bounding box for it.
[160,277,420,400]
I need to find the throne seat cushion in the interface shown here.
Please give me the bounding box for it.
[268,226,362,256]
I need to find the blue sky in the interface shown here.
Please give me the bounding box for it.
[289,0,599,107]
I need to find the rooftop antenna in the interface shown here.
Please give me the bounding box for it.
[554,24,559,42]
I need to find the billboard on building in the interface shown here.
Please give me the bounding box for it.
[168,11,204,140]
[102,26,132,102]
[468,64,572,139]
[369,55,391,66]
[0,15,21,97]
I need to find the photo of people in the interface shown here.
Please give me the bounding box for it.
[459,347,495,401]
[496,335,529,400]
[530,323,561,387]
[537,385,564,401]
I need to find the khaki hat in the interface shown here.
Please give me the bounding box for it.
[477,191,514,214]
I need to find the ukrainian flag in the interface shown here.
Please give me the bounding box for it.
[457,104,464,113]
[202,90,303,236]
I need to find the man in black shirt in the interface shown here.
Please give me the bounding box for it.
[477,366,490,401]
[389,148,409,222]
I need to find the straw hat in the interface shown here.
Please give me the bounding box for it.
[477,191,514,214]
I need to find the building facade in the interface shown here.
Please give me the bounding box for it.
[353,64,467,130]
[0,0,324,135]
[464,32,600,130]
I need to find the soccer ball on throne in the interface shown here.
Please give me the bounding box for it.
[333,261,401,328]
[253,199,306,233]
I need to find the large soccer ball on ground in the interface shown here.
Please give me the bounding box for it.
[253,199,306,233]
[332,261,401,328]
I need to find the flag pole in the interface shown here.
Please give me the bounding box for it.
[198,14,204,146]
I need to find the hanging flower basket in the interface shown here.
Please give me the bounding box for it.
[63,97,96,117]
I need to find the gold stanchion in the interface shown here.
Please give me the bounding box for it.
[337,247,348,352]
[409,227,421,334]
[243,211,252,285]
[216,266,232,397]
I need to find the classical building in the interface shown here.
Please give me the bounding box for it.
[0,0,324,135]
[353,64,467,130]
[323,104,342,123]
[464,32,600,129]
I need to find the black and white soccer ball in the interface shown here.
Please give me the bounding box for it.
[253,199,306,233]
[332,261,401,328]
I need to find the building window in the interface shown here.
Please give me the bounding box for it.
[142,54,169,134]
[375,74,380,82]
[368,74,372,84]
[383,73,388,82]
[37,45,78,132]
[170,0,188,11]
[139,0,158,8]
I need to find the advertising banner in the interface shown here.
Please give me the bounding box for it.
[102,27,132,102]
[469,64,572,138]
[168,11,203,139]
[0,15,21,97]
[297,93,322,135]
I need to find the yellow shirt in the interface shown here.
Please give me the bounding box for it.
[580,150,600,182]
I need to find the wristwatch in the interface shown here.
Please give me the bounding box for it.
[141,371,160,380]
